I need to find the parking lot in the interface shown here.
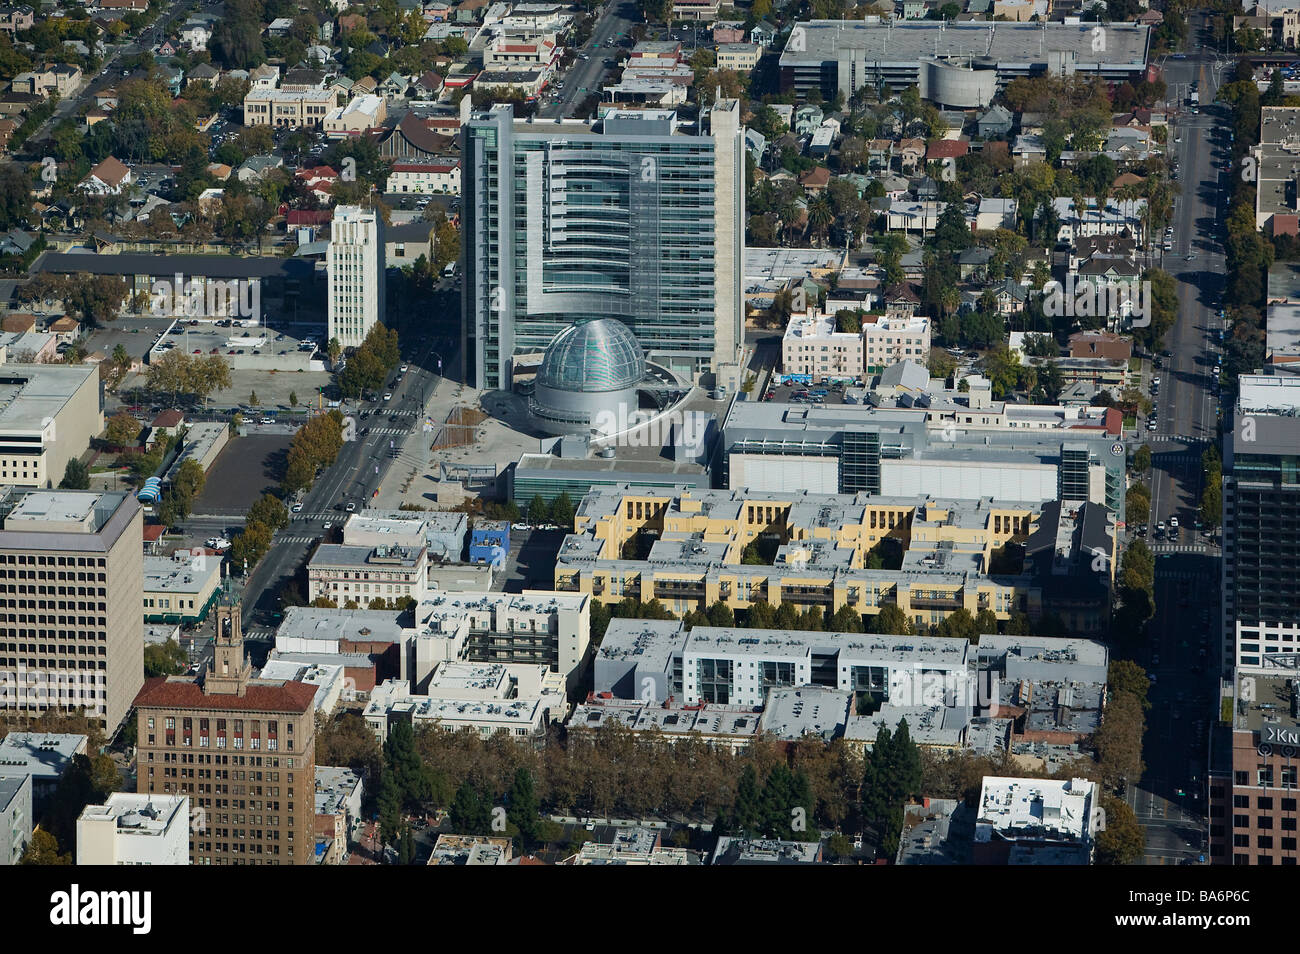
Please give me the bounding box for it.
[84,315,180,366]
[764,380,863,406]
[149,320,317,370]
[191,434,292,515]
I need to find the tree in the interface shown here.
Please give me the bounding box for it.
[871,603,913,635]
[144,638,189,677]
[248,493,289,532]
[59,458,90,490]
[384,719,431,812]
[376,765,403,851]
[550,491,575,528]
[289,390,298,407]
[20,829,70,865]
[1125,483,1151,527]
[507,767,541,846]
[105,412,142,448]
[398,824,416,864]
[527,495,550,525]
[1133,444,1152,474]
[449,779,492,835]
[1108,659,1151,710]
[1095,794,1145,865]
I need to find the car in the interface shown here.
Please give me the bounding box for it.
[512,523,533,531]
[400,365,408,373]
[1151,377,1160,386]
[1169,515,1179,528]
[1147,420,1158,430]
[539,523,559,531]
[383,393,392,401]
[260,418,273,425]
[322,522,332,531]
[291,503,303,513]
[346,502,356,513]
[1184,254,1195,261]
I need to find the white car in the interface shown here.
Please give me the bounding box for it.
[322,522,332,531]
[400,365,409,373]
[1169,516,1179,529]
[512,523,533,531]
[346,502,356,513]
[291,503,303,513]
[383,393,392,401]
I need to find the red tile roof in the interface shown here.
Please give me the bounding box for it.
[142,524,167,541]
[134,676,317,713]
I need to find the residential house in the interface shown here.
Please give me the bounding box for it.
[898,137,926,173]
[990,279,1030,316]
[956,247,994,281]
[751,20,777,47]
[236,154,284,182]
[974,197,1017,232]
[977,104,1013,139]
[799,167,831,194]
[187,62,219,87]
[79,156,131,195]
[412,71,444,100]
[180,20,212,50]
[794,104,823,137]
[0,6,35,32]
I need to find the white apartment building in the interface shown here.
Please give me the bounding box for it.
[975,776,1098,864]
[323,93,387,138]
[862,315,931,372]
[406,589,591,691]
[364,665,568,743]
[482,33,557,70]
[781,310,864,383]
[677,627,970,708]
[306,542,425,604]
[327,204,386,348]
[385,160,461,195]
[76,793,189,865]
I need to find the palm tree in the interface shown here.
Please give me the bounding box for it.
[939,285,961,320]
[807,194,833,247]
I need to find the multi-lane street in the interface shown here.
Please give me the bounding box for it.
[537,1,637,120]
[1123,12,1231,863]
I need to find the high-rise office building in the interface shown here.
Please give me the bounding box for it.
[460,99,745,389]
[0,489,143,732]
[134,603,318,865]
[1222,375,1300,674]
[327,204,387,349]
[1208,671,1300,865]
